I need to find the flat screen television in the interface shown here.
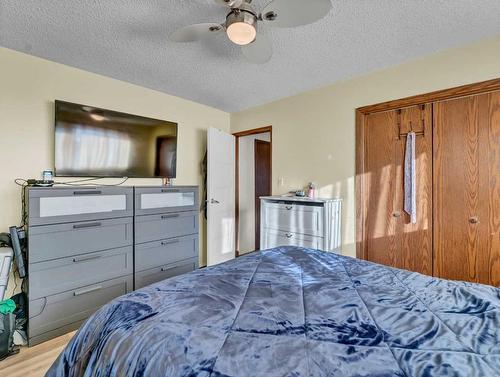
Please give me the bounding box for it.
[54,101,178,178]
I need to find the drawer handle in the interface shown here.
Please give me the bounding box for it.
[161,214,180,219]
[285,233,293,238]
[160,266,177,272]
[73,285,102,296]
[73,254,102,263]
[285,205,293,210]
[161,189,180,193]
[73,190,102,196]
[73,222,102,229]
[161,239,180,246]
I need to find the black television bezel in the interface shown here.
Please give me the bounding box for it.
[54,100,178,178]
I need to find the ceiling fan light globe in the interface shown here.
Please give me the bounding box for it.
[227,22,256,45]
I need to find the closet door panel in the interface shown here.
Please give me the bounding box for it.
[396,105,433,275]
[433,97,482,283]
[364,111,402,268]
[478,92,500,286]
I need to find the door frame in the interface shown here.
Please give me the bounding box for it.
[254,139,272,250]
[356,77,500,260]
[233,126,273,257]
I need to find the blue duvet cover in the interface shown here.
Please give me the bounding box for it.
[46,246,500,377]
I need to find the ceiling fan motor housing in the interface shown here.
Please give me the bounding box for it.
[226,8,257,29]
[225,6,258,45]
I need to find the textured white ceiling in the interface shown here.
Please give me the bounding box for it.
[1,1,500,112]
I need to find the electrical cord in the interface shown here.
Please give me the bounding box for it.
[14,179,29,226]
[15,176,129,224]
[53,176,129,186]
[15,176,129,187]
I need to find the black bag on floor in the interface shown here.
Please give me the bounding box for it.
[0,312,16,360]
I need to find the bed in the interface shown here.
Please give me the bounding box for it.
[46,246,500,377]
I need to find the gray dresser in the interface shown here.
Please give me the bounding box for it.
[133,186,199,289]
[25,185,199,345]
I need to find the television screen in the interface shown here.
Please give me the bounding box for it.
[55,101,178,178]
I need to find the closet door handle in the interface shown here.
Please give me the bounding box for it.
[469,216,479,224]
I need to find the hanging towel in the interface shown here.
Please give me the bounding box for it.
[404,131,417,224]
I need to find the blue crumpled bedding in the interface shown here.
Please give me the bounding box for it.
[46,246,500,377]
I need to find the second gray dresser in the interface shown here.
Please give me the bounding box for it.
[133,186,199,289]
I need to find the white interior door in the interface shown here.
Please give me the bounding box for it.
[207,127,235,266]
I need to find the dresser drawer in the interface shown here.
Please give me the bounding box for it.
[135,211,198,244]
[28,187,133,226]
[262,228,323,250]
[135,235,198,272]
[262,202,323,236]
[29,275,132,339]
[28,217,133,263]
[29,246,133,299]
[135,187,198,216]
[135,258,198,290]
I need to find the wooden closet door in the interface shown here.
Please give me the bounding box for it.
[433,92,500,286]
[364,110,401,268]
[363,105,432,274]
[396,105,433,275]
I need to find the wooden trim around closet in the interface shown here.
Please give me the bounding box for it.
[358,77,500,114]
[233,126,273,257]
[355,110,367,259]
[355,77,500,260]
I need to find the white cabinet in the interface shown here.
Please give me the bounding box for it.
[260,196,342,252]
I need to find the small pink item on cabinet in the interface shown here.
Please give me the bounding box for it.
[308,182,316,199]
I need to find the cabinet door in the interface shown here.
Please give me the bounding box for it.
[363,105,432,274]
[364,110,401,268]
[134,187,198,216]
[262,229,322,250]
[396,105,433,276]
[28,187,133,226]
[433,93,500,286]
[262,202,323,236]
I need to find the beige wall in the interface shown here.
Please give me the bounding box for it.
[0,47,230,273]
[231,35,500,257]
[2,34,500,268]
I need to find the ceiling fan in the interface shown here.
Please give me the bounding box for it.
[170,0,332,64]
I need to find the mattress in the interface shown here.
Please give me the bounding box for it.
[46,246,500,377]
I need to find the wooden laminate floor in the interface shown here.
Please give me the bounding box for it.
[0,332,74,377]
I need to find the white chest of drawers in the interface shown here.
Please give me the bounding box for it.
[260,196,342,252]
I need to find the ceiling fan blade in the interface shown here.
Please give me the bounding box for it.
[241,34,273,64]
[214,0,244,8]
[170,23,223,43]
[261,0,332,28]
